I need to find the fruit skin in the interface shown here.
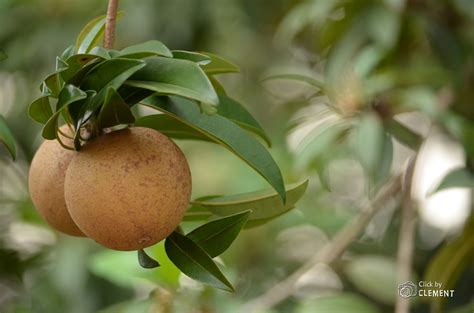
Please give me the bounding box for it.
[64,127,192,251]
[28,125,85,236]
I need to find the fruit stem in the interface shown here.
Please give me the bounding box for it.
[104,0,119,49]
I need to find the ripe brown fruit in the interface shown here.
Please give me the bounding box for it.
[28,125,85,236]
[64,127,192,251]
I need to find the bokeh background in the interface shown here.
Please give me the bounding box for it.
[1,0,473,312]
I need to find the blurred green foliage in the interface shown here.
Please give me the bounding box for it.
[1,0,473,313]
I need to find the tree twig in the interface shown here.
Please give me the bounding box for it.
[242,174,403,313]
[103,0,119,49]
[395,157,418,313]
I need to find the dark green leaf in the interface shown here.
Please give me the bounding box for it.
[172,50,211,65]
[217,96,271,147]
[44,72,63,98]
[0,115,16,160]
[143,96,286,203]
[126,57,218,105]
[77,59,145,125]
[81,58,146,92]
[190,180,308,226]
[430,168,474,194]
[61,54,104,83]
[29,96,53,124]
[75,12,123,54]
[119,40,172,59]
[43,85,87,139]
[386,119,423,150]
[187,211,251,257]
[135,114,212,142]
[165,231,234,291]
[201,52,239,75]
[137,249,160,269]
[98,87,135,128]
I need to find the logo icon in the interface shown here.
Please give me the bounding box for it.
[398,281,418,298]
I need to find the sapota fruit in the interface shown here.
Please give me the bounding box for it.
[28,125,85,236]
[64,127,192,251]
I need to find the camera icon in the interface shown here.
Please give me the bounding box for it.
[398,281,418,298]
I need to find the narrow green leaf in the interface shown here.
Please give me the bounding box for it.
[75,12,123,54]
[126,57,218,105]
[119,40,172,59]
[98,87,135,128]
[43,85,87,139]
[165,231,234,291]
[386,119,423,150]
[61,54,105,83]
[143,96,286,203]
[172,50,211,65]
[190,180,308,225]
[424,227,474,312]
[208,76,227,96]
[201,52,239,75]
[430,168,474,194]
[137,249,160,269]
[0,115,16,160]
[262,73,325,91]
[217,96,271,147]
[135,114,212,141]
[187,211,251,257]
[29,96,53,124]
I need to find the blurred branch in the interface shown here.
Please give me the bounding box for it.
[104,0,119,49]
[395,157,418,313]
[243,174,403,312]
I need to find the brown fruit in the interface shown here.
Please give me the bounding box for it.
[28,125,85,236]
[64,127,192,251]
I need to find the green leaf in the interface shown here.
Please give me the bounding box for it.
[217,96,271,147]
[200,52,239,75]
[143,96,286,203]
[98,87,135,128]
[375,133,393,187]
[89,46,111,59]
[75,12,123,54]
[262,73,325,91]
[190,180,308,226]
[119,40,172,59]
[29,96,53,124]
[187,211,251,257]
[135,114,212,142]
[430,168,474,194]
[165,231,234,291]
[43,72,63,98]
[172,50,211,65]
[424,227,474,313]
[208,76,227,95]
[126,57,218,105]
[42,85,87,139]
[0,115,16,160]
[386,119,423,150]
[137,249,160,269]
[81,58,146,92]
[351,112,384,177]
[60,45,75,60]
[77,58,145,125]
[61,54,105,83]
